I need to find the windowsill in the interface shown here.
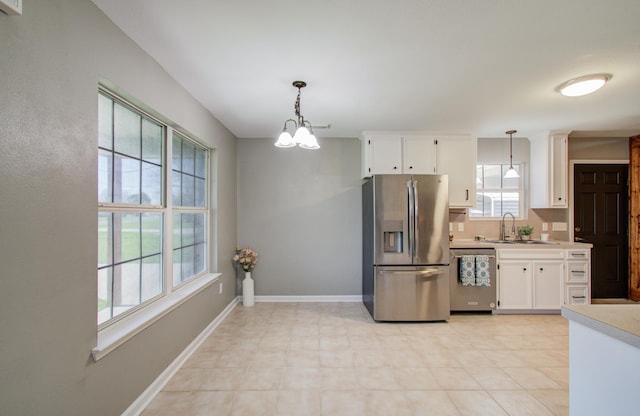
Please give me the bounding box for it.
[92,273,220,362]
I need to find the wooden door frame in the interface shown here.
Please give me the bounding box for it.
[569,159,630,299]
[629,136,640,301]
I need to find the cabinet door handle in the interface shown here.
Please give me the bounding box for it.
[465,189,469,201]
[572,296,587,299]
[409,166,413,169]
[523,268,527,271]
[393,166,397,170]
[539,267,544,271]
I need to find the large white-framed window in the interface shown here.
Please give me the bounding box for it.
[97,88,210,328]
[470,163,525,218]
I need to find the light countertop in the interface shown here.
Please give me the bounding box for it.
[450,239,592,249]
[562,304,640,349]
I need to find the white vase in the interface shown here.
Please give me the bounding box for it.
[242,271,254,307]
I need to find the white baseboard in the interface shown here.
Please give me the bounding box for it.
[251,295,362,302]
[122,297,239,416]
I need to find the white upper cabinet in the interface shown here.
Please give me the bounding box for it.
[435,135,477,207]
[403,135,437,174]
[530,131,570,208]
[361,133,435,176]
[361,132,476,208]
[365,134,404,175]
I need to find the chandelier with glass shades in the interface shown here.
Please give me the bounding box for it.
[274,81,320,149]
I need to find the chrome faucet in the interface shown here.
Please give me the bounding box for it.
[501,212,516,240]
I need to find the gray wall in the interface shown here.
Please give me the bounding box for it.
[477,137,530,164]
[0,1,237,415]
[236,138,362,296]
[569,137,629,160]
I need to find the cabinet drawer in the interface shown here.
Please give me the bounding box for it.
[566,285,589,305]
[566,249,589,260]
[567,262,589,283]
[498,249,564,260]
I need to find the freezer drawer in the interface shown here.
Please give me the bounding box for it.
[374,266,450,321]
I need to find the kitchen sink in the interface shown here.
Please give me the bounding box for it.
[483,239,558,245]
[483,240,516,244]
[518,240,559,244]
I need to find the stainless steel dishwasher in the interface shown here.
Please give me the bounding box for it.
[450,248,497,312]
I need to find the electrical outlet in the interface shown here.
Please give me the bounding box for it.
[458,223,464,232]
[449,222,453,232]
[542,223,548,231]
[552,222,568,231]
[219,282,223,294]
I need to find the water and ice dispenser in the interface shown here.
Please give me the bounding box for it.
[383,221,403,253]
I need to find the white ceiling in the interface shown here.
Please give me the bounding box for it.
[91,0,640,140]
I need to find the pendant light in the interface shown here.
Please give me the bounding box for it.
[504,130,519,179]
[274,81,320,149]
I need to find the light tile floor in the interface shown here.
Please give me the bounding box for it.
[142,302,569,416]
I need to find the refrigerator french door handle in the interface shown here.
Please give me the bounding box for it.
[379,269,441,277]
[412,180,419,259]
[407,179,414,259]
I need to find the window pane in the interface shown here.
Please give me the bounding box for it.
[472,192,493,217]
[173,213,182,249]
[471,163,523,219]
[141,255,162,302]
[173,249,182,286]
[484,165,502,189]
[141,213,162,256]
[195,178,206,208]
[181,174,195,207]
[172,134,182,171]
[194,213,206,244]
[142,118,162,165]
[113,103,141,158]
[98,149,113,203]
[113,155,140,204]
[182,140,196,175]
[113,260,141,316]
[182,213,195,246]
[141,162,162,205]
[98,212,112,266]
[98,94,113,150]
[503,165,520,189]
[195,147,207,178]
[194,242,206,276]
[114,213,141,263]
[502,192,520,216]
[172,171,181,206]
[98,267,112,325]
[181,245,195,284]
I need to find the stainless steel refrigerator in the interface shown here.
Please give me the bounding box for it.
[362,174,450,321]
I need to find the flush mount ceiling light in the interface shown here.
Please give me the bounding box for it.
[274,81,320,149]
[504,130,519,179]
[555,73,611,97]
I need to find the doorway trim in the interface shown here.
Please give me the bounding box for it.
[568,159,629,243]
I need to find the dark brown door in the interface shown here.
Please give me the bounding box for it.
[574,164,629,298]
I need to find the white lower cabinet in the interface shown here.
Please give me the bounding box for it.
[497,249,565,311]
[565,248,591,304]
[497,247,592,312]
[532,261,564,309]
[498,260,532,309]
[565,285,589,305]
